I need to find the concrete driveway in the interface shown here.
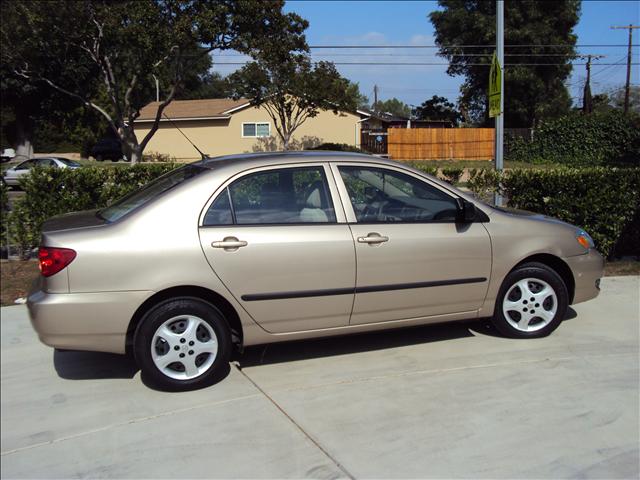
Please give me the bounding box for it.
[1,277,638,479]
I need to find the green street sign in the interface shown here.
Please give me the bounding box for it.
[489,51,502,118]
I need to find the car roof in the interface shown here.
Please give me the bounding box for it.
[194,150,400,170]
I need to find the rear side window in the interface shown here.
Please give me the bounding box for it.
[203,166,336,225]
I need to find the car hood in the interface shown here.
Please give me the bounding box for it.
[42,209,108,233]
[492,205,576,228]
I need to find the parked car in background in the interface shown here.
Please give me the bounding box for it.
[1,148,16,163]
[2,157,81,188]
[27,152,603,391]
[90,138,126,161]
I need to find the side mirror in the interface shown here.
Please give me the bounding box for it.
[455,198,477,223]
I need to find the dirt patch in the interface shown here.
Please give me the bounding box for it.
[1,260,39,306]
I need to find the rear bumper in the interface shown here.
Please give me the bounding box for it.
[564,249,604,305]
[27,289,153,354]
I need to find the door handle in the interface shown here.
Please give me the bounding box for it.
[211,237,248,250]
[357,233,389,244]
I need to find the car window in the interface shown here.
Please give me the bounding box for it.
[203,166,336,225]
[15,160,36,171]
[36,159,56,167]
[56,158,81,167]
[339,166,458,223]
[203,189,234,226]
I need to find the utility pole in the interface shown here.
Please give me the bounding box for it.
[611,24,639,114]
[495,0,504,206]
[581,54,605,113]
[373,84,379,111]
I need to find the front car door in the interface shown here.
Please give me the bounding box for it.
[332,163,492,325]
[198,163,356,333]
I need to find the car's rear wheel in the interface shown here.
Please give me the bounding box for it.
[492,262,568,338]
[134,298,231,390]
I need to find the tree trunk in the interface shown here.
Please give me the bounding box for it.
[14,112,33,161]
[121,128,141,164]
[282,132,291,151]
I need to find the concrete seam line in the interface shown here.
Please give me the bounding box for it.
[272,351,637,394]
[235,364,356,480]
[0,393,260,457]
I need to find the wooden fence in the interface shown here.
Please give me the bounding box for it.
[388,128,495,161]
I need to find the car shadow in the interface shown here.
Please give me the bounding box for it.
[53,307,578,385]
[53,348,232,392]
[237,307,579,368]
[54,349,139,380]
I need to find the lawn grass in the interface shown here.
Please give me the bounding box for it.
[1,258,637,307]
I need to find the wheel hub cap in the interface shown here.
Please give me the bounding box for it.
[502,278,558,332]
[151,315,218,380]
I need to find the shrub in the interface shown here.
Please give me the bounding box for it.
[467,168,504,203]
[503,168,640,258]
[310,143,366,153]
[0,180,8,248]
[439,167,464,185]
[7,163,179,255]
[506,111,640,166]
[407,163,438,177]
[142,151,176,163]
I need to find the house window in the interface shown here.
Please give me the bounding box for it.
[242,122,270,138]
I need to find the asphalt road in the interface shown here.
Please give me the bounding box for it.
[1,276,638,479]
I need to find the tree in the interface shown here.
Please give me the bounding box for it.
[610,85,640,113]
[345,82,370,110]
[1,1,307,162]
[229,52,358,150]
[372,98,411,118]
[413,95,463,125]
[430,0,580,127]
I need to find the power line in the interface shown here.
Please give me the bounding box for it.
[308,44,638,49]
[213,62,639,66]
[215,52,637,58]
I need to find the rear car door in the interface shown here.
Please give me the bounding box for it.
[333,163,492,325]
[198,163,356,333]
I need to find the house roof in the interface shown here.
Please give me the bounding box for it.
[136,98,251,122]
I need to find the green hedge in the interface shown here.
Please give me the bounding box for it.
[465,168,639,258]
[2,163,638,260]
[506,111,640,166]
[5,163,179,257]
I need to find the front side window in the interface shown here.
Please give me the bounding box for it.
[242,122,270,138]
[203,166,336,225]
[339,166,458,223]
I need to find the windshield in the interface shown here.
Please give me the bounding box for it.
[99,165,206,222]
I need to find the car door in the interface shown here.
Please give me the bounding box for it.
[332,163,492,325]
[198,163,356,334]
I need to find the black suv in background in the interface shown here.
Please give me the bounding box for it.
[90,138,127,161]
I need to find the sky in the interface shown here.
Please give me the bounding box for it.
[211,0,640,109]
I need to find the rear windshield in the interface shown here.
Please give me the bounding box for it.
[57,158,81,167]
[98,165,206,222]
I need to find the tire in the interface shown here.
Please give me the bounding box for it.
[491,262,568,338]
[134,297,232,391]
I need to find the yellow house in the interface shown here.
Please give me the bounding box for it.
[134,98,369,161]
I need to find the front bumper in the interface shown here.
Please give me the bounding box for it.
[27,289,153,354]
[564,249,604,305]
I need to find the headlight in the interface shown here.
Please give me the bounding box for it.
[576,229,595,250]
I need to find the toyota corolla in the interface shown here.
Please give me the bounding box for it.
[28,152,603,390]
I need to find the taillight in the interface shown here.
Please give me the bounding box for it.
[38,247,77,277]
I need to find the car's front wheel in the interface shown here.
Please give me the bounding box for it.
[492,262,568,338]
[134,298,232,390]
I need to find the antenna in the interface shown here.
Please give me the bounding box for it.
[161,112,207,160]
